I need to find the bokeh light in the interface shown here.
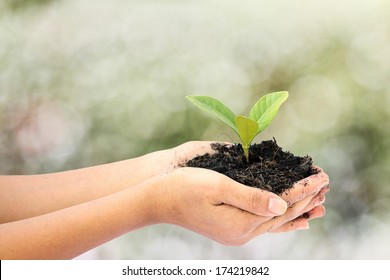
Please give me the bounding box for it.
[1,0,390,259]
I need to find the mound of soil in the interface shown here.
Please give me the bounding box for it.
[185,139,317,195]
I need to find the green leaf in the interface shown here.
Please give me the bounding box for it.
[249,91,289,133]
[235,115,259,159]
[186,95,238,134]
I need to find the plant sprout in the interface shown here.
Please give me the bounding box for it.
[186,91,289,160]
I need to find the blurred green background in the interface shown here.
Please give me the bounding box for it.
[1,0,390,259]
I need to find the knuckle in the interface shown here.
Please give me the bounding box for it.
[248,190,262,212]
[285,207,302,221]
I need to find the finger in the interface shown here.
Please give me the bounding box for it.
[270,218,310,233]
[280,167,329,206]
[305,205,326,220]
[220,181,287,217]
[271,205,326,233]
[285,193,317,217]
[212,195,327,245]
[247,191,318,236]
[225,197,327,243]
[240,196,315,237]
[297,188,328,216]
[255,184,328,230]
[289,205,327,230]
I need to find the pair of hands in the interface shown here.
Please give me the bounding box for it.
[145,141,330,246]
[0,141,329,259]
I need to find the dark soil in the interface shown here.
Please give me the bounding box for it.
[185,139,317,195]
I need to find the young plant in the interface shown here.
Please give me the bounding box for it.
[186,91,289,160]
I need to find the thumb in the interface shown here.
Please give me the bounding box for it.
[220,181,287,217]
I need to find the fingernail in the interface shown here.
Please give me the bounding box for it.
[268,197,287,215]
[297,224,310,230]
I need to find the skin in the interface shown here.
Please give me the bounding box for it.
[0,141,329,259]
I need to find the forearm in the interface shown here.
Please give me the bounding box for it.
[0,178,160,260]
[0,149,172,223]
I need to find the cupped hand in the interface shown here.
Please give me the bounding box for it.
[152,166,329,246]
[270,166,329,233]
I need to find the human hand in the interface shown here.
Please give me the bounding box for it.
[152,166,329,246]
[168,141,222,168]
[271,166,329,233]
[143,140,225,180]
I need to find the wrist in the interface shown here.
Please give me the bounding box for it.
[136,172,174,225]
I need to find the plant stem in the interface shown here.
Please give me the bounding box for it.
[243,145,249,161]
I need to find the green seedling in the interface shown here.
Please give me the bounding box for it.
[186,91,289,160]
